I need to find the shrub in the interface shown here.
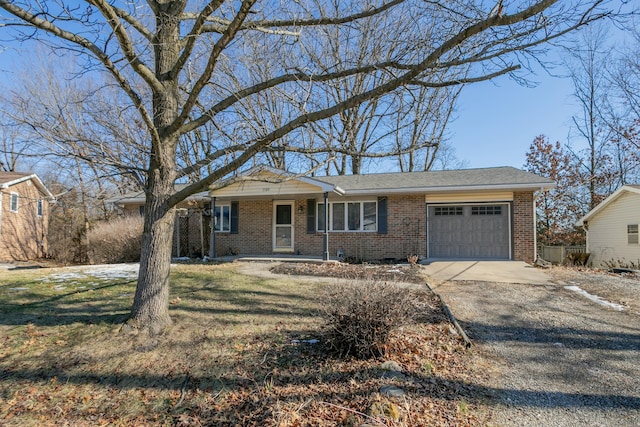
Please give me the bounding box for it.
[320,280,416,359]
[87,215,144,264]
[565,252,590,266]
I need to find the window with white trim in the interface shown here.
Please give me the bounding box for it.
[628,224,638,244]
[317,201,377,232]
[37,199,43,216]
[10,193,18,212]
[213,205,231,232]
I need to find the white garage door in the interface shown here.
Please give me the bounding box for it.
[427,204,510,259]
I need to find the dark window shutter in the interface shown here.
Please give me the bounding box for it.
[307,199,316,234]
[230,201,239,234]
[377,196,387,234]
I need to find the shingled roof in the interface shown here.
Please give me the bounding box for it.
[313,166,554,195]
[0,172,31,186]
[0,172,54,199]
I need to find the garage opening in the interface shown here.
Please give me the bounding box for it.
[427,203,511,259]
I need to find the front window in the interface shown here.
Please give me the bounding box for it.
[10,193,18,212]
[213,205,231,232]
[37,199,43,216]
[317,201,377,232]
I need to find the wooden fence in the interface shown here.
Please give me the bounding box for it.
[539,245,587,265]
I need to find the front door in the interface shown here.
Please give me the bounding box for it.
[273,202,294,252]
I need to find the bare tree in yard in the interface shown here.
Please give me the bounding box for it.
[606,22,640,184]
[565,24,622,209]
[392,85,465,172]
[0,0,616,336]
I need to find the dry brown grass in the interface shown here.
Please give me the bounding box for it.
[87,215,144,264]
[0,263,491,426]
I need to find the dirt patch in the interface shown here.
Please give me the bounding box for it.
[270,262,426,284]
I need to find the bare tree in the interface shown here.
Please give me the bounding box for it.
[565,24,619,209]
[0,0,615,336]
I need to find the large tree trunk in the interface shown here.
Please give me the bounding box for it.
[125,3,182,336]
[128,176,176,335]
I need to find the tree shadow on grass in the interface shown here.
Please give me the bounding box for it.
[0,279,136,326]
[2,331,638,426]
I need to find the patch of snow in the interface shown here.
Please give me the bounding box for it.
[386,269,403,273]
[564,285,625,311]
[53,285,66,291]
[172,257,192,261]
[39,263,139,283]
[8,287,29,291]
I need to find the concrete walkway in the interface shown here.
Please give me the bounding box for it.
[421,260,551,284]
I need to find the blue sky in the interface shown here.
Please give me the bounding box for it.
[447,72,576,170]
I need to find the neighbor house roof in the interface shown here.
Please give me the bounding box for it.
[576,185,640,226]
[0,172,55,199]
[313,166,555,195]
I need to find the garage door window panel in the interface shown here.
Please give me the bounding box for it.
[472,205,502,215]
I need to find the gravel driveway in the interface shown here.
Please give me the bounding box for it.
[432,267,640,427]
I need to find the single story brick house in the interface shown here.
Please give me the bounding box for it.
[207,166,554,263]
[109,166,553,263]
[0,172,54,261]
[576,185,640,268]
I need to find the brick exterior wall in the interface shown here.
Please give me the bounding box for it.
[0,180,49,261]
[214,195,426,261]
[121,190,537,263]
[512,191,535,263]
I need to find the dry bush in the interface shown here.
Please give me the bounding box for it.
[321,280,417,359]
[566,252,591,266]
[88,215,144,264]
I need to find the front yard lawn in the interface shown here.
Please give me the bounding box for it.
[0,263,489,426]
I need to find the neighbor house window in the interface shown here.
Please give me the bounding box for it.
[10,193,18,212]
[37,199,43,216]
[213,205,231,232]
[317,201,377,232]
[628,224,639,244]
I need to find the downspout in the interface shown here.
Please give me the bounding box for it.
[199,208,204,259]
[209,197,217,259]
[323,191,329,261]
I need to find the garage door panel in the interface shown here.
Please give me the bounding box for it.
[428,204,510,259]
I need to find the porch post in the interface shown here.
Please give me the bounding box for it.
[208,197,217,259]
[323,191,329,261]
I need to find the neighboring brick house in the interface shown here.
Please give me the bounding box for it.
[208,166,554,264]
[0,172,54,261]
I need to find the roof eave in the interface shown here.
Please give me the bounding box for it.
[576,185,640,226]
[0,174,55,199]
[338,182,556,196]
